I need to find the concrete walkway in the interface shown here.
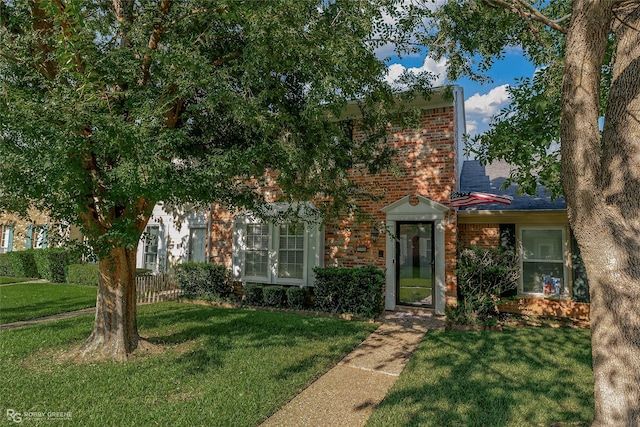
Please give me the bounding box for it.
[261,311,446,427]
[0,307,96,331]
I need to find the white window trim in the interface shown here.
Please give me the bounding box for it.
[233,207,322,286]
[274,223,309,285]
[517,225,570,297]
[243,222,272,283]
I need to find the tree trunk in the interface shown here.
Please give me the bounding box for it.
[75,246,140,362]
[562,1,640,425]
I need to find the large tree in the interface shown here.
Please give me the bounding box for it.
[0,0,400,361]
[404,0,640,424]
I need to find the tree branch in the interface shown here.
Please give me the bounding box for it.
[212,50,242,68]
[141,0,173,86]
[481,0,568,33]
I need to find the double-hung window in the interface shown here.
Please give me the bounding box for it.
[277,223,305,280]
[520,227,568,296]
[143,225,160,271]
[0,225,13,253]
[244,224,270,280]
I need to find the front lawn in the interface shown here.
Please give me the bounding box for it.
[0,302,377,426]
[0,282,97,324]
[368,327,594,427]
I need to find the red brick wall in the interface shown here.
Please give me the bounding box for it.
[458,223,500,249]
[208,107,459,304]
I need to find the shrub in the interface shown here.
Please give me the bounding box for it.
[453,246,520,325]
[0,251,39,278]
[263,286,286,307]
[0,254,15,276]
[243,283,263,306]
[67,264,100,286]
[286,286,306,309]
[32,248,71,283]
[174,262,232,299]
[313,266,385,318]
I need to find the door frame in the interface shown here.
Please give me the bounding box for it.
[382,195,449,314]
[395,221,435,307]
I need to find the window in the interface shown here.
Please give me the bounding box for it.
[188,227,206,262]
[0,225,13,253]
[277,223,305,280]
[520,227,567,295]
[245,224,270,279]
[26,225,47,249]
[143,226,160,271]
[233,207,322,286]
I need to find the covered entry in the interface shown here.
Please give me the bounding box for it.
[382,195,449,314]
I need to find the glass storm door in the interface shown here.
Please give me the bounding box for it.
[396,222,434,307]
[188,228,206,263]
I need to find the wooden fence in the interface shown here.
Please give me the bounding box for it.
[136,274,183,304]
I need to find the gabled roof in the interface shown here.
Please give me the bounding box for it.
[459,160,566,211]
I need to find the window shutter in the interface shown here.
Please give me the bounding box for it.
[7,226,13,252]
[571,232,590,302]
[499,224,516,250]
[26,225,33,249]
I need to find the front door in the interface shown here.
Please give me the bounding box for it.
[396,222,434,307]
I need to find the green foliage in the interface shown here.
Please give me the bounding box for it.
[313,266,385,318]
[452,246,519,326]
[0,254,14,276]
[0,251,40,279]
[263,286,287,308]
[31,249,71,283]
[0,1,402,261]
[174,263,232,300]
[67,264,99,287]
[286,286,307,309]
[243,283,264,306]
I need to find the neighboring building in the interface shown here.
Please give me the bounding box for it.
[0,210,60,252]
[457,160,590,319]
[136,203,208,273]
[207,88,467,314]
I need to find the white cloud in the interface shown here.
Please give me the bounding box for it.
[384,56,448,88]
[464,85,511,138]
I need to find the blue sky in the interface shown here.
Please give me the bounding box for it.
[385,50,537,139]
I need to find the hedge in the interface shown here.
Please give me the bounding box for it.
[67,264,100,286]
[286,286,306,309]
[243,283,264,306]
[263,286,286,307]
[32,249,71,283]
[174,262,232,299]
[313,266,385,318]
[0,251,39,278]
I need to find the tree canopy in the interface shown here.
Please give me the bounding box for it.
[0,0,403,254]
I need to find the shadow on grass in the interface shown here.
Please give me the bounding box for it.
[369,327,593,427]
[138,302,376,377]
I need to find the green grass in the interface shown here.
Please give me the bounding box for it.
[0,283,97,324]
[367,327,594,427]
[0,276,35,284]
[0,302,377,426]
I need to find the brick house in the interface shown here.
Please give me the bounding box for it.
[204,88,466,314]
[0,210,60,253]
[137,87,589,319]
[457,160,590,319]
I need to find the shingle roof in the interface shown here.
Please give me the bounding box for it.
[458,160,566,211]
